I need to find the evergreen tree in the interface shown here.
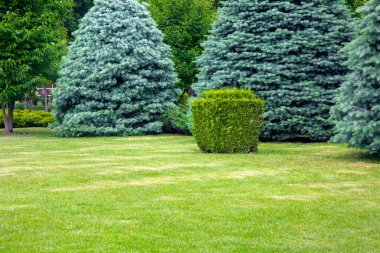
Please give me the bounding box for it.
[193,0,353,141]
[52,0,177,137]
[331,0,380,155]
[216,1,369,13]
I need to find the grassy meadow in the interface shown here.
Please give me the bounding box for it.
[0,128,379,252]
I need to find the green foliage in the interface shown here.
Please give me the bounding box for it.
[205,0,368,15]
[14,103,25,111]
[14,103,48,111]
[145,0,215,90]
[193,0,353,142]
[192,89,264,153]
[161,92,191,135]
[0,110,55,128]
[212,0,221,9]
[65,0,94,39]
[0,0,71,105]
[161,106,191,135]
[177,91,189,107]
[64,0,215,88]
[331,0,380,155]
[52,0,177,137]
[346,0,368,14]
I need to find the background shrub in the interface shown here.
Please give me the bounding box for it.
[0,110,55,128]
[161,106,192,135]
[192,89,264,153]
[161,92,192,135]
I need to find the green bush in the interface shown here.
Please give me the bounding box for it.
[162,92,192,135]
[14,103,48,111]
[0,110,55,128]
[192,89,264,153]
[162,106,192,135]
[14,103,25,111]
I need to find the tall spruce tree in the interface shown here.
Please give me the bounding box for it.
[193,0,353,141]
[331,0,380,155]
[52,0,177,137]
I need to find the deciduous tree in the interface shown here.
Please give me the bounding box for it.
[144,0,215,91]
[65,0,94,39]
[0,0,70,134]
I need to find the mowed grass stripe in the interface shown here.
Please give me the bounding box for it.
[0,128,379,252]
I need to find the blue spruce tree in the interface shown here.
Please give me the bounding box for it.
[193,0,353,141]
[331,0,380,155]
[52,0,177,137]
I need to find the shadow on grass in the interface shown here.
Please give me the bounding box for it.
[331,150,380,164]
[5,128,54,137]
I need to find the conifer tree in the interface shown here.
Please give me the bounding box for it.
[331,0,380,155]
[52,0,177,137]
[193,0,353,141]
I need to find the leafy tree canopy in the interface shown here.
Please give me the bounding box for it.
[65,0,93,39]
[0,0,71,133]
[144,0,216,90]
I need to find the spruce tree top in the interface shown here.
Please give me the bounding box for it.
[331,0,380,155]
[53,0,177,137]
[343,0,380,81]
[193,0,353,141]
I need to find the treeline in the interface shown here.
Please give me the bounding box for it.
[65,0,368,89]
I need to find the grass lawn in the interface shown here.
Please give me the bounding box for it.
[0,128,379,252]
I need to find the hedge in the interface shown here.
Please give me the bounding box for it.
[0,110,55,128]
[192,89,264,153]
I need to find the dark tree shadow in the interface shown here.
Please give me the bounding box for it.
[331,150,380,164]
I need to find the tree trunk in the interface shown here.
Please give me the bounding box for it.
[44,85,48,112]
[2,101,15,134]
[28,100,33,110]
[24,95,27,110]
[176,89,186,105]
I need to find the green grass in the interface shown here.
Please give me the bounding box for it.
[0,128,379,252]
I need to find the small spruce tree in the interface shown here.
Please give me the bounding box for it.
[193,0,353,141]
[331,0,380,155]
[53,0,177,137]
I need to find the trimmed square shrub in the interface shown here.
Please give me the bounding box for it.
[192,89,264,153]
